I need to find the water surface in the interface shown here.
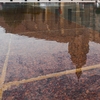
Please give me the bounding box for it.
[0,3,100,100]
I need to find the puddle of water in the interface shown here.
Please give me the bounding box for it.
[0,3,100,100]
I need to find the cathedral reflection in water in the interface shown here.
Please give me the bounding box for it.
[0,3,100,79]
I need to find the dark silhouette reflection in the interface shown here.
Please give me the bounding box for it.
[95,7,100,14]
[55,3,60,24]
[42,9,45,23]
[68,9,72,24]
[55,9,59,23]
[68,30,89,79]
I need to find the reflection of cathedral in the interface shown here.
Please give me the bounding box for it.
[0,3,100,80]
[68,29,89,79]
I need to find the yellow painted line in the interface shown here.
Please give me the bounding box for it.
[0,34,12,100]
[2,63,100,91]
[0,89,3,100]
[0,34,12,85]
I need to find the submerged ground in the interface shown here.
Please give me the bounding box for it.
[0,3,100,100]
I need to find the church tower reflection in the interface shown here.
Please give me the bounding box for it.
[68,29,89,80]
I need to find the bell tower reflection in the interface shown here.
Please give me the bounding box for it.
[68,29,89,80]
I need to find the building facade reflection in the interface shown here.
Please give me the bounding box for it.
[1,3,27,27]
[0,3,100,80]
